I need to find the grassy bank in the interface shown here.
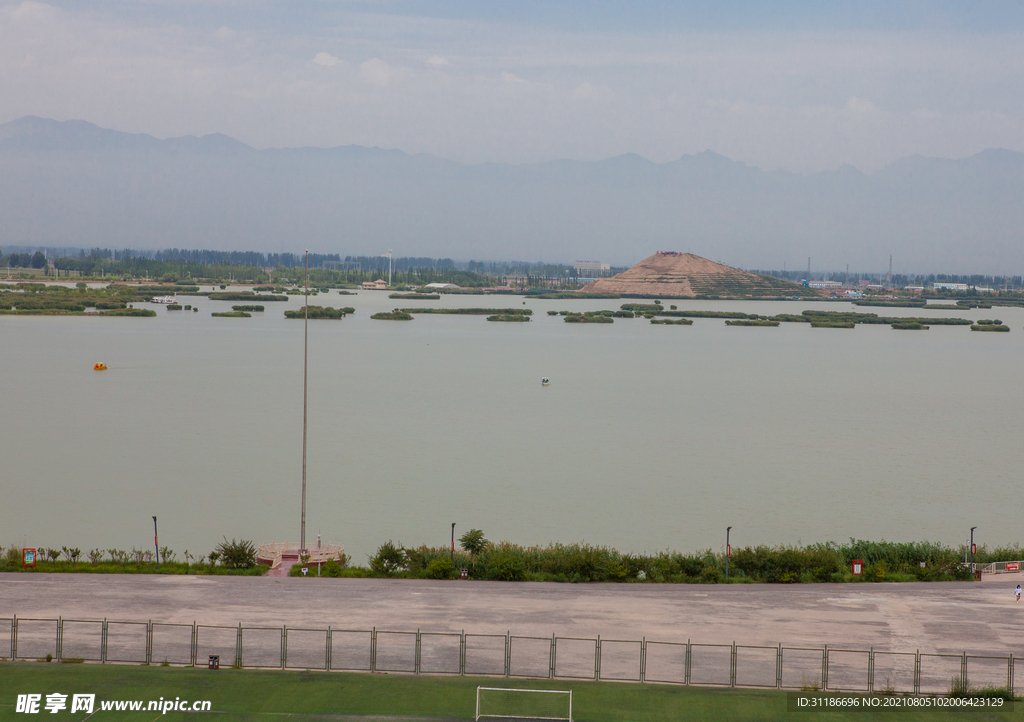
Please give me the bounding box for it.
[283,305,352,319]
[1,663,1012,722]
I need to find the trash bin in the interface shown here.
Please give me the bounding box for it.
[460,569,469,579]
[208,655,220,670]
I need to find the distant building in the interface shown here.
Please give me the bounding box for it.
[573,261,611,274]
[361,279,388,290]
[803,280,843,289]
[424,282,461,290]
[905,286,925,293]
[932,283,969,291]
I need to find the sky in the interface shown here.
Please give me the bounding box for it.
[1,1,1023,173]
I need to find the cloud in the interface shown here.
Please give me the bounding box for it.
[846,96,875,113]
[1,2,1022,173]
[359,57,393,86]
[570,82,611,101]
[312,52,340,67]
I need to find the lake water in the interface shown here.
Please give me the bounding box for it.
[2,287,1021,564]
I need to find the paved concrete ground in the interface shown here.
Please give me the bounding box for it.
[2,572,1022,656]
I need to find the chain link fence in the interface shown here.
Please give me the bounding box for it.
[2,615,1016,696]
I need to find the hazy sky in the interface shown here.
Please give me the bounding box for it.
[2,1,1023,173]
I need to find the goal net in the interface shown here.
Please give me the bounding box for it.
[476,687,572,722]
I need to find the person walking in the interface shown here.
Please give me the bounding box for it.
[1015,584,1021,603]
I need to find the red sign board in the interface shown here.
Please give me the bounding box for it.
[851,559,863,576]
[1007,563,1020,572]
[22,548,37,567]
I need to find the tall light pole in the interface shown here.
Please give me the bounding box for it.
[970,527,977,576]
[300,250,309,554]
[152,516,160,571]
[725,527,732,582]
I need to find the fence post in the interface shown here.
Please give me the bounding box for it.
[684,639,691,685]
[56,617,62,662]
[914,650,920,695]
[282,625,288,669]
[595,635,601,681]
[370,627,377,673]
[9,615,14,660]
[962,651,967,691]
[327,626,332,672]
[730,641,736,688]
[777,644,782,689]
[549,634,556,679]
[640,637,646,683]
[822,645,828,691]
[236,624,242,668]
[191,622,197,667]
[1010,654,1014,697]
[868,648,873,694]
[101,618,107,664]
[146,620,153,666]
[415,629,421,674]
[459,630,465,676]
[505,632,510,677]
[279,626,286,670]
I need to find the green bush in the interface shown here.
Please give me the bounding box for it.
[215,538,257,569]
[485,547,527,581]
[425,556,455,579]
[369,540,407,576]
[700,566,723,583]
[371,311,414,321]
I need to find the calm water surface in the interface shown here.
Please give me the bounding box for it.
[1,288,1021,563]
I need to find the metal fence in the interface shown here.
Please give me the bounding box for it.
[976,560,1024,575]
[2,615,1018,696]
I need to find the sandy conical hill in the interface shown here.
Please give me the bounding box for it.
[580,253,808,298]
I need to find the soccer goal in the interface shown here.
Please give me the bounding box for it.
[475,687,572,722]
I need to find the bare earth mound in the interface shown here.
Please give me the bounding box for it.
[580,252,811,298]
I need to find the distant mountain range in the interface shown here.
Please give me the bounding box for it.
[1,116,1022,273]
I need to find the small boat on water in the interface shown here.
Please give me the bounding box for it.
[94,363,107,370]
[152,295,176,304]
[541,377,549,386]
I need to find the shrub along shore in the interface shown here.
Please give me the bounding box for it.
[290,535,1010,584]
[4,535,1010,582]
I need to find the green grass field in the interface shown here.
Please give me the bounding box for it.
[0,663,1018,722]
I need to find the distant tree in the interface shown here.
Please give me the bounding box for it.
[369,540,407,576]
[31,251,46,269]
[459,529,489,568]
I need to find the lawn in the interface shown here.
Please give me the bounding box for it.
[0,663,1017,721]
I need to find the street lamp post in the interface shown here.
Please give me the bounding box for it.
[970,527,977,576]
[152,516,160,571]
[451,523,456,563]
[300,250,308,555]
[726,526,732,582]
